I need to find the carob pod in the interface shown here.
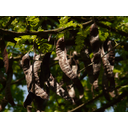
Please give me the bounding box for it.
[101,41,114,80]
[107,40,117,97]
[21,53,48,108]
[30,53,48,99]
[32,53,48,112]
[5,58,15,106]
[24,53,48,110]
[67,51,80,103]
[70,51,80,77]
[3,47,9,73]
[90,23,101,91]
[23,52,73,109]
[80,47,94,85]
[56,38,84,99]
[2,47,15,106]
[101,40,116,99]
[46,73,72,102]
[35,52,51,111]
[40,52,51,89]
[41,52,72,101]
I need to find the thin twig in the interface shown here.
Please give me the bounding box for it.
[68,93,103,112]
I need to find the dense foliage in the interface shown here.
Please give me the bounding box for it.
[0,16,128,112]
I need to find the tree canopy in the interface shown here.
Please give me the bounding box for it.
[0,16,128,112]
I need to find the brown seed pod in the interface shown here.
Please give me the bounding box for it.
[32,53,42,88]
[56,38,84,99]
[101,40,116,98]
[101,41,115,86]
[107,41,115,69]
[34,96,47,112]
[90,23,101,90]
[46,73,72,102]
[56,38,77,79]
[21,53,32,91]
[3,47,9,73]
[21,53,48,107]
[80,47,94,85]
[40,52,51,88]
[41,52,73,102]
[107,41,117,96]
[5,58,15,106]
[23,92,34,108]
[1,46,15,106]
[66,51,80,103]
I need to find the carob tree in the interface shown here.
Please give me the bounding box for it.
[0,16,127,112]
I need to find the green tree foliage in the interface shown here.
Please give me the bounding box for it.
[0,16,128,112]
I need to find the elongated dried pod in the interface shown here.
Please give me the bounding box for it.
[56,38,77,79]
[90,23,101,90]
[24,93,46,112]
[107,41,115,67]
[80,47,94,85]
[70,51,80,77]
[46,73,72,102]
[101,42,115,89]
[23,92,35,108]
[2,46,15,106]
[101,40,116,98]
[66,51,80,102]
[40,52,51,88]
[107,40,117,96]
[101,43,113,79]
[62,72,73,99]
[21,53,32,91]
[5,58,15,106]
[3,47,9,73]
[32,53,42,88]
[21,53,48,108]
[34,96,47,112]
[39,52,73,103]
[56,38,84,99]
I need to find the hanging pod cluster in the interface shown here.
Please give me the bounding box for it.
[56,38,84,99]
[21,51,72,110]
[90,23,101,91]
[80,23,116,100]
[62,51,80,104]
[80,23,101,93]
[21,22,117,111]
[21,52,48,110]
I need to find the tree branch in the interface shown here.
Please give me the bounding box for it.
[68,93,103,112]
[96,21,128,37]
[11,76,25,85]
[3,16,17,29]
[94,91,128,112]
[0,20,93,37]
